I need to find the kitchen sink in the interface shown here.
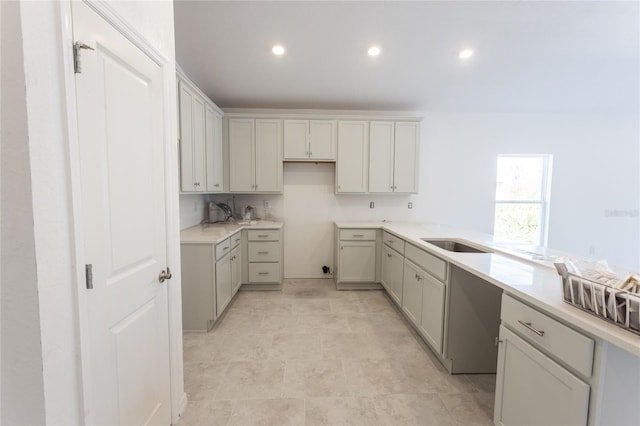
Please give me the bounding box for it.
[421,239,491,253]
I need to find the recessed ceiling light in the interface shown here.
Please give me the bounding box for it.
[272,45,285,56]
[458,49,474,60]
[368,46,381,57]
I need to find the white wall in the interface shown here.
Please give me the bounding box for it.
[179,193,210,229]
[421,112,640,270]
[2,1,180,424]
[1,2,46,423]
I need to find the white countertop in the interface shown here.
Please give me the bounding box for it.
[336,221,640,357]
[181,220,283,244]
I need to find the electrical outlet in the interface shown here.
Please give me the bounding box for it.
[408,202,413,209]
[264,200,270,209]
[370,201,375,208]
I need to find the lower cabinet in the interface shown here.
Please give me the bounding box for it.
[494,325,590,426]
[419,273,445,352]
[180,243,216,332]
[231,245,242,295]
[246,229,283,285]
[180,231,243,332]
[215,251,232,314]
[402,258,446,354]
[338,241,376,282]
[402,261,423,325]
[381,245,404,305]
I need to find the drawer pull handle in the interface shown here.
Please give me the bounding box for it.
[222,246,229,250]
[387,240,393,243]
[258,272,269,275]
[353,234,364,237]
[518,320,545,337]
[257,234,268,238]
[257,251,269,254]
[387,253,392,258]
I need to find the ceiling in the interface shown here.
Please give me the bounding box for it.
[174,1,639,114]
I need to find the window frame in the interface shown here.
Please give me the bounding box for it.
[494,154,553,246]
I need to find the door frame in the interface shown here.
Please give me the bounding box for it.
[58,1,186,423]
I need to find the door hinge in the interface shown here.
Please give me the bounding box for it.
[85,264,93,289]
[74,41,94,74]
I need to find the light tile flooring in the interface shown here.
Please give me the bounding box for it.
[179,279,495,426]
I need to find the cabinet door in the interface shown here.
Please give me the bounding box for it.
[231,246,242,295]
[205,106,223,192]
[336,121,369,193]
[215,254,232,315]
[338,241,376,282]
[178,81,205,192]
[381,245,404,306]
[393,122,419,193]
[402,261,423,326]
[419,273,445,352]
[309,120,337,160]
[369,121,395,193]
[228,119,255,192]
[255,119,283,192]
[283,119,309,159]
[494,325,590,426]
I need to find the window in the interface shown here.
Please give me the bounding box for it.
[494,155,552,246]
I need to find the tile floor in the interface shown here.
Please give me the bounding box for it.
[179,279,495,426]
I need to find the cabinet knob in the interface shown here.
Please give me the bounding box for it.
[387,253,392,258]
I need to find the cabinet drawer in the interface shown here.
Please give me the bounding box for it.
[501,294,594,377]
[405,243,446,282]
[249,263,281,283]
[383,231,405,255]
[339,229,376,241]
[215,238,231,260]
[230,231,242,249]
[248,242,280,262]
[247,229,280,241]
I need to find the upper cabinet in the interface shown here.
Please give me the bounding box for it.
[369,121,419,193]
[177,74,223,193]
[205,105,223,192]
[178,81,206,192]
[228,118,283,193]
[336,121,369,193]
[284,119,337,161]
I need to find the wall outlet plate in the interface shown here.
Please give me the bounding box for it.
[370,201,375,208]
[408,202,413,209]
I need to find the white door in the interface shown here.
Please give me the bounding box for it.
[73,2,171,424]
[254,119,283,192]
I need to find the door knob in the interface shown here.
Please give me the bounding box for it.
[159,267,172,283]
